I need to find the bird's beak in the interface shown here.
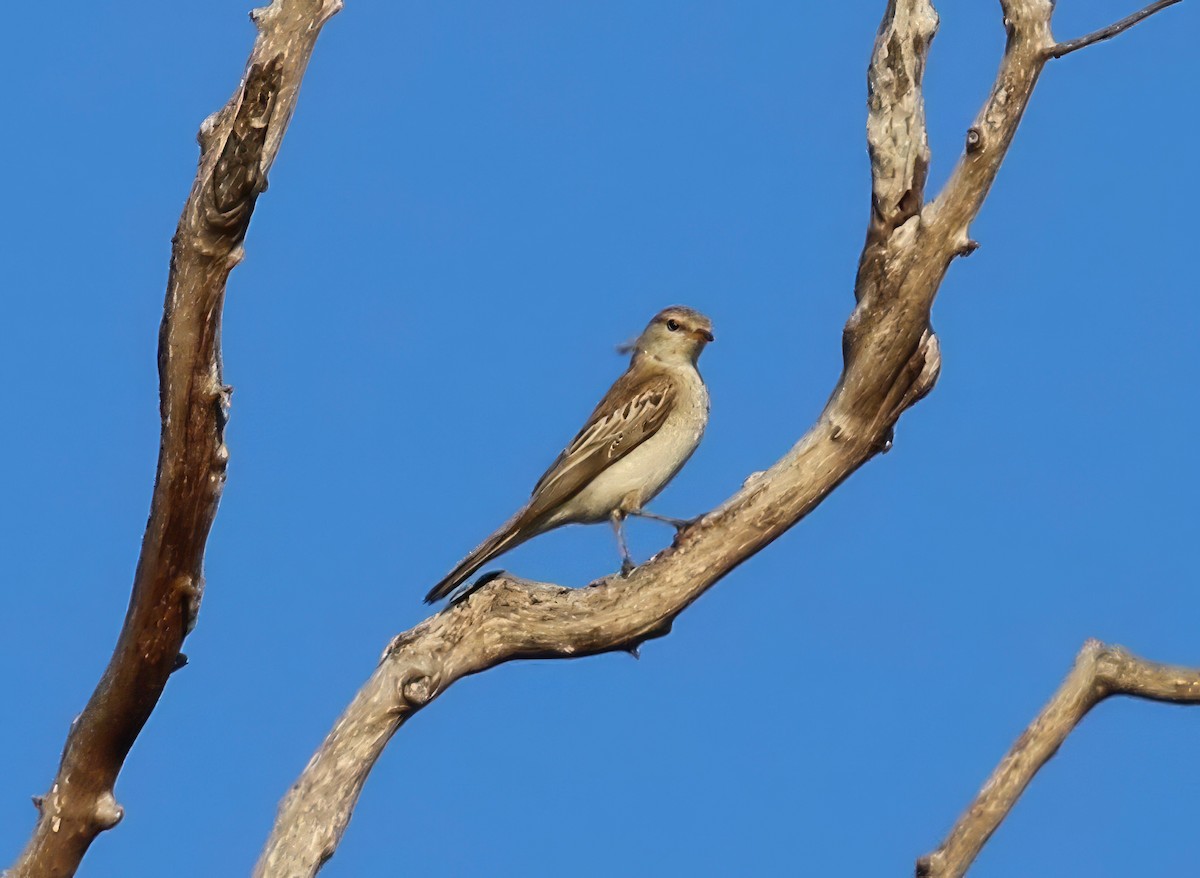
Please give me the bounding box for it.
[691,328,715,342]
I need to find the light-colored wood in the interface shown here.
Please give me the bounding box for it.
[255,2,1185,875]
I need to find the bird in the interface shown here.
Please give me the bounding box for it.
[425,305,714,604]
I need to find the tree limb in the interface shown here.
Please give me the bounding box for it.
[1048,0,1183,59]
[254,1,1181,874]
[916,641,1200,878]
[7,3,340,877]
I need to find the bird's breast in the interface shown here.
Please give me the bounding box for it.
[557,370,708,523]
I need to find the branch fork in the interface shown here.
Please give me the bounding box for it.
[918,641,1200,878]
[251,3,1186,875]
[9,0,1185,876]
[255,1,1185,875]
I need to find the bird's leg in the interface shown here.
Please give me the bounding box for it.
[610,510,636,576]
[629,509,697,533]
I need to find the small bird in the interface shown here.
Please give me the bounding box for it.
[425,305,714,604]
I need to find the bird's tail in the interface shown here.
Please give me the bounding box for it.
[424,512,537,604]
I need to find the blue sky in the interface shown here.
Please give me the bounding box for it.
[2,2,1195,876]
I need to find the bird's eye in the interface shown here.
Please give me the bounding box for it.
[666,319,680,332]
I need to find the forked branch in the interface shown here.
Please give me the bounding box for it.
[1048,0,1184,58]
[254,1,1183,875]
[8,3,340,877]
[917,641,1200,878]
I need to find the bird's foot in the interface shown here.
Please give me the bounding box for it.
[667,515,699,534]
[620,558,636,577]
[632,510,698,533]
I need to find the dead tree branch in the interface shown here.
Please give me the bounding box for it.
[917,641,1200,878]
[254,1,1182,875]
[1048,0,1183,58]
[7,3,340,877]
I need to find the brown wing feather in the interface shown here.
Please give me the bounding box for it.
[524,366,677,522]
[425,365,676,603]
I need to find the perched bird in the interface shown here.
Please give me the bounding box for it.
[425,305,714,604]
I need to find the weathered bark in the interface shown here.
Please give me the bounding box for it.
[917,641,1200,878]
[254,1,1183,875]
[8,3,340,877]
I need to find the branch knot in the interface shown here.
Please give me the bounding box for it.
[400,674,436,707]
[93,793,124,831]
[965,127,983,153]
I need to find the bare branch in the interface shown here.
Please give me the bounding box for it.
[254,328,942,876]
[1048,0,1184,59]
[257,2,950,870]
[927,0,1054,252]
[916,642,1200,878]
[254,1,1181,874]
[8,3,340,877]
[866,0,939,240]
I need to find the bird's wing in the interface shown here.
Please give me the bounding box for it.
[525,365,678,521]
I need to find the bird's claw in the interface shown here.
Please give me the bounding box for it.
[620,558,636,577]
[671,516,699,534]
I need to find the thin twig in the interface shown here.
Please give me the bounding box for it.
[1048,0,1183,58]
[916,641,1200,878]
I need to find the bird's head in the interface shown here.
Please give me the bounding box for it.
[631,306,715,365]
